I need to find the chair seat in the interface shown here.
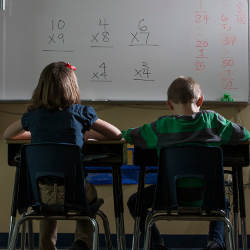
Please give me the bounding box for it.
[31,198,104,217]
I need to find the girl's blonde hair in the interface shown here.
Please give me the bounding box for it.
[28,61,80,111]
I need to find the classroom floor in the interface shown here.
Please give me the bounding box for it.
[0,249,203,250]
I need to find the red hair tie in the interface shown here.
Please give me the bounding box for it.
[65,62,77,71]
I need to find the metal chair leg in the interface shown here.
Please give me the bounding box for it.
[143,216,153,250]
[9,215,101,250]
[8,216,16,248]
[224,217,235,250]
[8,217,29,250]
[96,210,113,250]
[8,169,20,249]
[89,217,99,250]
[132,217,141,250]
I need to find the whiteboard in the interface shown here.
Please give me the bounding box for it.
[0,0,249,101]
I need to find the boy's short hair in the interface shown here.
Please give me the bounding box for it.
[167,76,202,104]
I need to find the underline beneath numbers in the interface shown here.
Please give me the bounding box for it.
[42,49,75,52]
[133,79,155,81]
[196,57,208,59]
[129,44,160,47]
[90,80,113,83]
[90,45,114,48]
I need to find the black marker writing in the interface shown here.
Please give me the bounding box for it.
[91,62,112,82]
[133,62,155,82]
[129,19,159,47]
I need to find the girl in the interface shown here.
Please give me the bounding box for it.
[3,61,122,250]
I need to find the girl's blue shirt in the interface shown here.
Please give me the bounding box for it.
[21,104,98,149]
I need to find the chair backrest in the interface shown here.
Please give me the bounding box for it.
[17,143,88,214]
[153,145,226,212]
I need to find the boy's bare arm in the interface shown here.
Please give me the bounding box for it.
[87,118,122,141]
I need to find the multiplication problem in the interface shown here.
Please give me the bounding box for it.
[129,19,159,47]
[90,62,112,82]
[133,62,155,82]
[49,19,66,44]
[90,17,113,48]
[43,18,74,52]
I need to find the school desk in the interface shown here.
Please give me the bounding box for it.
[132,143,250,250]
[6,139,250,250]
[5,139,127,250]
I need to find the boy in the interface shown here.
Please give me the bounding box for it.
[122,76,250,250]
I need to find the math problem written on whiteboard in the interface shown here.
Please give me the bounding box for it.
[0,0,248,101]
[42,18,75,53]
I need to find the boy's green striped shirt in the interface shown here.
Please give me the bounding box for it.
[122,110,250,149]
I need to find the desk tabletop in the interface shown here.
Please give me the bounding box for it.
[5,139,127,166]
[5,138,126,145]
[5,139,249,167]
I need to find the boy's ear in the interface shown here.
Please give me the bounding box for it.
[167,100,174,110]
[196,95,204,107]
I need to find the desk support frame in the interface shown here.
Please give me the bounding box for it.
[232,168,239,250]
[237,167,248,250]
[112,165,126,250]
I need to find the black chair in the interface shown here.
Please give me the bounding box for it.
[8,143,112,250]
[143,145,234,250]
